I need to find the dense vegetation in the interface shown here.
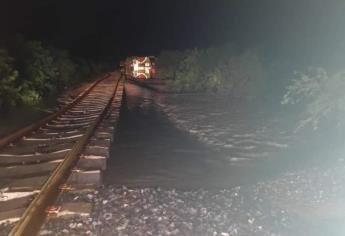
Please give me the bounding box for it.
[156,45,266,99]
[157,45,345,132]
[282,67,345,131]
[0,49,21,110]
[0,40,105,112]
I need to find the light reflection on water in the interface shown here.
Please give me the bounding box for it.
[104,82,345,235]
[105,82,265,188]
[106,81,342,189]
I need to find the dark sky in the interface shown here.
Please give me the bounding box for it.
[1,0,345,66]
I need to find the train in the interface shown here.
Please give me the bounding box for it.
[120,56,156,80]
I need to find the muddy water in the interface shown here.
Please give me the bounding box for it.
[105,82,264,188]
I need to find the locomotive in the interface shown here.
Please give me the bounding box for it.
[121,56,156,80]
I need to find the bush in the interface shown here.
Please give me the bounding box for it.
[205,50,266,97]
[282,67,345,130]
[0,49,42,111]
[162,45,266,98]
[0,49,21,110]
[20,41,59,97]
[74,59,107,82]
[156,50,185,79]
[52,49,77,90]
[174,49,205,92]
[1,39,108,112]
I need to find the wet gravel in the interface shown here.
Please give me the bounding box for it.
[37,159,345,236]
[2,164,344,236]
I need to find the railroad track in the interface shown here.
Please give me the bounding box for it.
[0,72,125,235]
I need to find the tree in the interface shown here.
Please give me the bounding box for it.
[0,49,20,110]
[20,41,59,96]
[282,67,345,130]
[52,50,77,89]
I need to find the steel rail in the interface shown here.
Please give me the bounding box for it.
[8,75,122,236]
[0,74,109,150]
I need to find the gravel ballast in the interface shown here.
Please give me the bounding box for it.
[37,160,345,236]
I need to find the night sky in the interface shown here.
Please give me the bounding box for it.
[1,0,345,67]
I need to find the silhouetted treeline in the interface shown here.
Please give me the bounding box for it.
[0,38,106,111]
[157,44,345,131]
[157,45,266,99]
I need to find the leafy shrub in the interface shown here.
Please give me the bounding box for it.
[20,41,59,96]
[88,62,107,77]
[174,49,205,92]
[74,59,106,82]
[1,38,109,112]
[0,49,42,111]
[282,67,345,130]
[210,50,266,98]
[163,45,266,98]
[19,84,40,106]
[0,49,21,110]
[52,50,77,89]
[156,50,185,79]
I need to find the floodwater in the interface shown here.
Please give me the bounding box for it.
[105,81,343,188]
[100,81,345,236]
[105,82,262,188]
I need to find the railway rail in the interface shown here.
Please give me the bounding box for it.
[0,72,125,235]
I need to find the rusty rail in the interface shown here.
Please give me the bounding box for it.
[0,75,109,150]
[8,75,122,236]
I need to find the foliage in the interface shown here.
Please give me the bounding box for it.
[156,50,185,79]
[282,67,345,130]
[174,49,205,92]
[0,48,44,111]
[20,41,59,97]
[0,39,106,112]
[0,49,21,110]
[52,50,77,89]
[159,45,266,99]
[74,59,106,82]
[206,50,266,98]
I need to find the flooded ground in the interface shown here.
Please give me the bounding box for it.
[105,81,329,187]
[105,82,284,188]
[157,91,345,176]
[37,80,345,236]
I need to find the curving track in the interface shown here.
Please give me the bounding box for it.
[0,72,125,235]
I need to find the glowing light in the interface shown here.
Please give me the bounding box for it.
[129,56,155,80]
